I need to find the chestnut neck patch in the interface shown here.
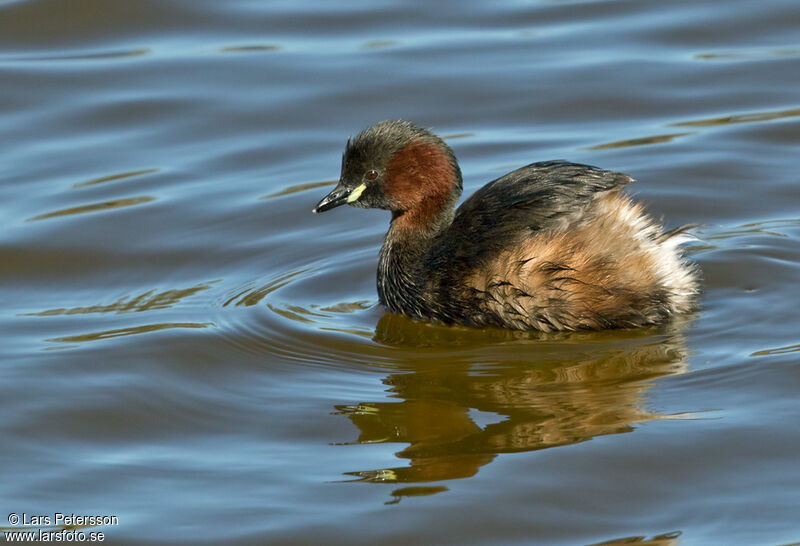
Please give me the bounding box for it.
[384,140,458,232]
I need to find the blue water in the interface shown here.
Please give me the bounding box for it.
[1,0,799,544]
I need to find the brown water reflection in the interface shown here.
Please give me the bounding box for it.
[589,532,681,546]
[27,196,155,222]
[587,105,800,151]
[588,132,693,150]
[73,168,159,188]
[670,106,800,127]
[26,283,214,316]
[335,314,691,498]
[46,321,212,344]
[220,44,282,54]
[261,180,335,200]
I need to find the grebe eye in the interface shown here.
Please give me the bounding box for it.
[364,169,379,181]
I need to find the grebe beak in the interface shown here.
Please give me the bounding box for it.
[312,182,366,213]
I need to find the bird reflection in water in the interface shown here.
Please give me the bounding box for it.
[334,313,693,503]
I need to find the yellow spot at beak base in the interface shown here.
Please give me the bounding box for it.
[346,183,367,203]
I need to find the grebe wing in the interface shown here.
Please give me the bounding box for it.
[428,161,633,268]
[451,160,633,235]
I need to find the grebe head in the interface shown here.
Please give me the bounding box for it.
[313,120,462,223]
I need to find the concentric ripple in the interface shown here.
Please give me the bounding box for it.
[211,258,395,369]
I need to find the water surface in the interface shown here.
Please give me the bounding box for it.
[1,0,799,544]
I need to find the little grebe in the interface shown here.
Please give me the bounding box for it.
[313,120,698,331]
